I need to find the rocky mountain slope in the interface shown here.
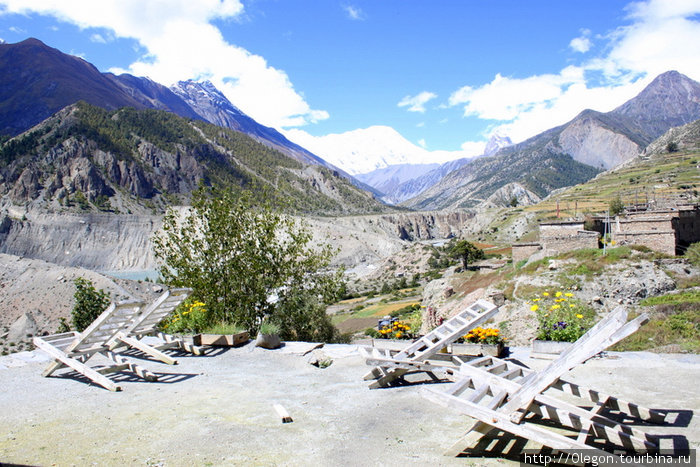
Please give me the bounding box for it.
[0,102,383,216]
[379,134,513,204]
[170,80,340,170]
[0,38,353,183]
[404,71,700,210]
[354,162,439,202]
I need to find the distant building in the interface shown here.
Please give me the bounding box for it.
[512,205,700,263]
[512,220,599,263]
[594,205,700,256]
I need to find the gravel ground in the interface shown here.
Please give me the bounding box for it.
[0,344,698,466]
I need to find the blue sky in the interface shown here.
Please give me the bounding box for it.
[0,0,699,169]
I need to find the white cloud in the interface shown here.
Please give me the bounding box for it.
[0,0,328,129]
[459,141,487,155]
[569,29,592,53]
[398,91,437,113]
[448,0,700,144]
[343,5,365,21]
[604,0,700,80]
[90,33,107,43]
[448,67,585,121]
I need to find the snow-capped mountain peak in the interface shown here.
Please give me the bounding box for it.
[484,134,512,157]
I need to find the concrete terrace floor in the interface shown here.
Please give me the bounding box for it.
[0,343,698,466]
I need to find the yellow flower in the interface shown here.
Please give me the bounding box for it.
[570,304,576,308]
[555,291,562,297]
[533,298,541,302]
[542,292,550,297]
[565,292,574,297]
[576,314,583,319]
[530,304,539,312]
[551,304,561,310]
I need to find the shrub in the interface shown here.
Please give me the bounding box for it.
[685,242,700,268]
[259,321,281,335]
[529,291,595,342]
[153,185,344,335]
[162,299,208,333]
[71,278,110,332]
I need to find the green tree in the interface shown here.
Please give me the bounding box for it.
[71,278,111,332]
[667,141,679,153]
[153,185,344,337]
[609,196,624,216]
[449,239,485,270]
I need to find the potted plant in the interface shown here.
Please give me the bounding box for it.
[192,322,249,347]
[529,291,595,358]
[255,321,282,349]
[366,319,416,351]
[450,327,507,357]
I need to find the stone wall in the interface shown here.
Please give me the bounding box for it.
[615,217,673,233]
[512,243,541,263]
[543,231,599,256]
[615,230,677,256]
[539,221,585,239]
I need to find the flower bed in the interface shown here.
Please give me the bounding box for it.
[529,290,595,358]
[529,291,595,342]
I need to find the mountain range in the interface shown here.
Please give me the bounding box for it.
[0,101,384,215]
[0,38,345,176]
[404,71,700,210]
[1,38,700,213]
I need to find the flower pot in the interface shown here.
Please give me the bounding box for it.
[255,332,282,349]
[449,342,504,358]
[193,331,249,347]
[531,339,573,359]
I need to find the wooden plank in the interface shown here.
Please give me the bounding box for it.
[503,308,628,424]
[273,404,293,423]
[422,387,595,451]
[451,364,658,452]
[33,336,121,391]
[114,332,178,365]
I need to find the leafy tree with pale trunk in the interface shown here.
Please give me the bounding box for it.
[153,185,344,341]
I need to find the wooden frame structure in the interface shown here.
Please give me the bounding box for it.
[112,288,203,363]
[33,300,157,392]
[361,299,499,389]
[420,307,668,459]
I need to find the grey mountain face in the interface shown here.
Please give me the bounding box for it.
[610,70,700,142]
[354,163,439,203]
[403,71,700,210]
[0,38,346,179]
[375,134,513,204]
[169,80,335,168]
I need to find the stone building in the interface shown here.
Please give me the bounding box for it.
[512,220,599,263]
[598,206,700,255]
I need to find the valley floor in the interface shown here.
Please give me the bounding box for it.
[0,342,698,466]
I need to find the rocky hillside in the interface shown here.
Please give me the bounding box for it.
[0,102,383,216]
[0,38,355,184]
[404,71,700,210]
[0,38,197,136]
[170,80,335,169]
